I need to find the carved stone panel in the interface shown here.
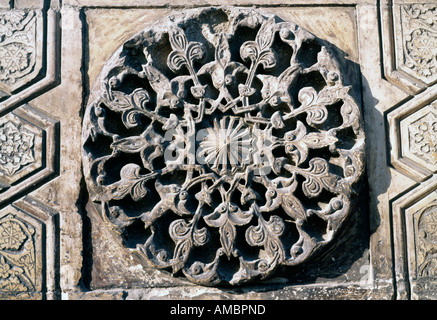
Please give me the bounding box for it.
[414,203,437,278]
[396,181,437,300]
[0,9,43,97]
[0,197,58,299]
[398,3,437,86]
[400,102,437,173]
[82,7,365,286]
[0,104,59,206]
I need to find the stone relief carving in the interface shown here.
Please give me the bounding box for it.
[408,107,437,167]
[0,214,36,294]
[0,104,59,207]
[395,101,437,181]
[415,204,437,278]
[0,10,37,89]
[0,120,35,177]
[82,7,365,286]
[401,4,437,81]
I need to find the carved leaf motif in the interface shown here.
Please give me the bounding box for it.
[193,227,209,246]
[298,158,339,198]
[169,219,194,272]
[255,17,276,52]
[297,87,328,126]
[216,33,231,67]
[303,132,338,149]
[121,110,142,128]
[168,51,188,72]
[167,26,205,76]
[187,42,205,62]
[220,220,236,257]
[246,215,286,259]
[131,88,150,110]
[246,224,265,246]
[140,235,172,268]
[105,91,133,112]
[169,26,188,51]
[240,41,258,62]
[284,121,309,165]
[104,88,152,129]
[258,50,277,70]
[284,121,337,165]
[281,194,306,220]
[169,219,191,241]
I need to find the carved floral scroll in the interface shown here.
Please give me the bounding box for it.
[82,7,365,286]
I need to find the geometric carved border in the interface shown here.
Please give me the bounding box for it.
[0,196,58,300]
[0,104,59,207]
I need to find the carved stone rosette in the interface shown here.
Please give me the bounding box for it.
[82,7,365,286]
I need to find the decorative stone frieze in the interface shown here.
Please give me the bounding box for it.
[82,7,365,286]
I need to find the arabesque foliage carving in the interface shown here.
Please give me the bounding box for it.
[0,10,37,87]
[415,204,437,278]
[0,120,35,177]
[401,4,437,80]
[82,7,365,285]
[0,214,36,293]
[408,108,437,166]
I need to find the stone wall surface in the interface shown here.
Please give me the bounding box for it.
[0,0,435,300]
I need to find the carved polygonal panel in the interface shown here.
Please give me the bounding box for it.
[400,103,437,173]
[0,9,43,97]
[82,7,365,286]
[0,197,58,299]
[413,203,437,278]
[0,104,59,206]
[394,180,437,300]
[397,3,437,86]
[388,89,437,182]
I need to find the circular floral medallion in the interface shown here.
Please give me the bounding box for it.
[82,7,366,285]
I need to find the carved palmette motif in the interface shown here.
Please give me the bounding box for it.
[82,7,365,285]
